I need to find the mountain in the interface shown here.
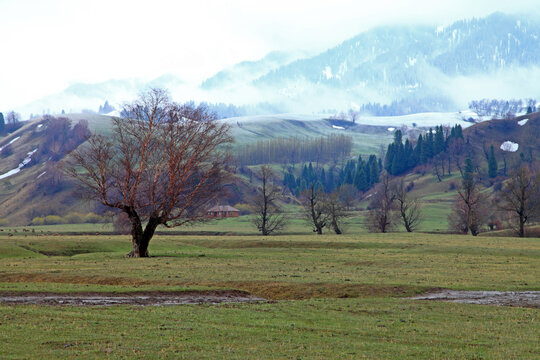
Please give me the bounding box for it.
[248,12,540,112]
[14,13,540,118]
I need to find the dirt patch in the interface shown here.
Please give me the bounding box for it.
[411,290,540,308]
[0,290,265,306]
[196,281,419,300]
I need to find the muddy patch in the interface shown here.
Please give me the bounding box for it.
[0,290,265,306]
[412,290,540,308]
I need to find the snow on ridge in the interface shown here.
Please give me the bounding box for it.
[0,148,38,180]
[500,141,519,152]
[518,119,528,126]
[0,136,21,153]
[332,125,345,130]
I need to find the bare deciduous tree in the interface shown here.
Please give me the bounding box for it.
[496,166,540,237]
[65,88,232,257]
[393,178,423,232]
[323,190,349,234]
[448,158,487,236]
[300,182,327,235]
[251,165,287,235]
[366,171,397,233]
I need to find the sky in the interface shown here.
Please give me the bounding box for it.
[1,0,539,112]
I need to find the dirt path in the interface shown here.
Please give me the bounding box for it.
[411,290,540,308]
[0,290,265,306]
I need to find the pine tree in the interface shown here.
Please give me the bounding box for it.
[488,145,498,178]
[0,112,5,134]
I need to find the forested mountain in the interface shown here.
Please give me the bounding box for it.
[248,12,540,113]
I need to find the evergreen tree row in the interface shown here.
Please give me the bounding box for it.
[385,125,463,176]
[283,155,381,196]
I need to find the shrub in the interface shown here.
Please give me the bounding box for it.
[30,217,46,226]
[64,213,84,224]
[44,215,66,225]
[448,181,457,191]
[84,212,105,223]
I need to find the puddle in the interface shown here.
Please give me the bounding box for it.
[411,290,540,308]
[0,290,265,306]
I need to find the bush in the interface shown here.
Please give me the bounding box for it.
[448,181,457,191]
[64,213,84,224]
[30,217,46,226]
[84,212,105,223]
[44,215,66,225]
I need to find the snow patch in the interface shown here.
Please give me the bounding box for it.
[518,119,528,126]
[387,127,395,132]
[37,171,47,179]
[500,141,519,152]
[0,148,38,180]
[408,58,417,67]
[332,125,345,130]
[37,124,43,128]
[0,136,21,153]
[323,66,333,80]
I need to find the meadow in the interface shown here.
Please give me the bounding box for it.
[0,221,539,359]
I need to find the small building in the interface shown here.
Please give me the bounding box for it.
[206,205,240,219]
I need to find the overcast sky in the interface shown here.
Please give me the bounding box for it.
[1,0,539,109]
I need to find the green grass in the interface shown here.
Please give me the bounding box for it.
[0,232,539,358]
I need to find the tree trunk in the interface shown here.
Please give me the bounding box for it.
[519,214,525,238]
[125,210,160,258]
[332,220,342,234]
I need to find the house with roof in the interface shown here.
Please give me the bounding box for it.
[206,205,240,218]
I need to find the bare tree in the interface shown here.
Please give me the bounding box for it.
[496,166,540,237]
[366,171,397,233]
[300,182,327,234]
[393,178,423,232]
[251,165,287,235]
[448,158,487,236]
[65,88,232,257]
[323,190,349,234]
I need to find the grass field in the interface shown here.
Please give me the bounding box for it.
[0,230,539,358]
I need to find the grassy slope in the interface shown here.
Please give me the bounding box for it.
[0,232,539,358]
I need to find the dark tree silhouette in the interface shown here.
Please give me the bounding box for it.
[393,178,423,232]
[300,182,327,235]
[251,165,287,235]
[496,166,540,237]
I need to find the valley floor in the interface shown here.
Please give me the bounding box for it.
[0,232,539,358]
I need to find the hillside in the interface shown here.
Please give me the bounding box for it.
[0,112,537,228]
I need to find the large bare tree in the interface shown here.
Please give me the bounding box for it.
[251,165,287,235]
[496,166,540,237]
[393,178,423,232]
[65,88,232,257]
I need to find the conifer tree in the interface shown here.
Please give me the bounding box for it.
[0,112,5,134]
[488,144,498,178]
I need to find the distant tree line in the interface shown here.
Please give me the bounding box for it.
[283,155,381,197]
[384,125,464,176]
[0,111,22,135]
[468,98,537,117]
[236,134,353,166]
